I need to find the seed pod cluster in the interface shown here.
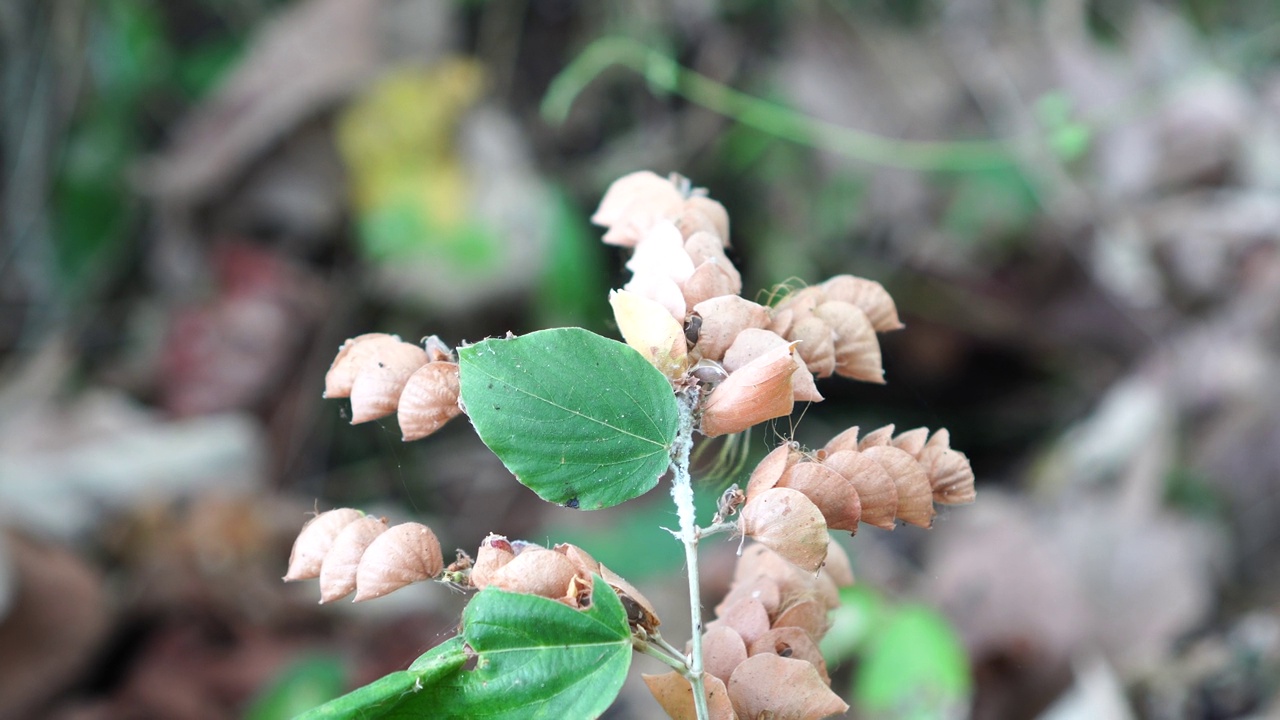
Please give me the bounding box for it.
[736,425,975,558]
[643,540,853,720]
[323,333,463,441]
[468,534,661,634]
[592,172,905,438]
[283,508,444,603]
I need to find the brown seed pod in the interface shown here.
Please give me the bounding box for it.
[683,232,741,289]
[397,362,461,441]
[862,445,935,528]
[722,329,822,403]
[699,343,797,437]
[642,672,736,720]
[714,575,782,619]
[710,597,772,647]
[777,461,862,533]
[469,534,516,590]
[891,426,930,457]
[592,171,686,247]
[748,626,831,684]
[681,195,731,244]
[489,548,579,602]
[691,296,771,362]
[318,516,389,603]
[813,301,884,384]
[284,508,364,581]
[702,624,749,684]
[732,543,838,612]
[773,286,824,322]
[773,598,829,640]
[681,262,740,310]
[739,488,829,573]
[727,654,849,720]
[820,274,904,332]
[348,340,431,424]
[788,316,837,379]
[823,538,855,588]
[324,334,403,399]
[822,450,898,530]
[600,564,661,634]
[822,426,860,455]
[745,443,802,502]
[917,432,976,505]
[858,424,895,450]
[354,522,444,602]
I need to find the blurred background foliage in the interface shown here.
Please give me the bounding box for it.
[2,0,1280,718]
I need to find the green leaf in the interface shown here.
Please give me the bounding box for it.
[820,585,885,666]
[459,328,679,510]
[852,604,972,719]
[298,575,632,719]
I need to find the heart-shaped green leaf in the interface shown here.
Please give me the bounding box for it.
[459,327,679,509]
[297,575,632,719]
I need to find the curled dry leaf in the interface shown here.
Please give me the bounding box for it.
[354,522,444,602]
[319,515,389,603]
[702,624,749,684]
[700,344,797,437]
[728,654,849,720]
[643,672,736,720]
[692,295,770,362]
[489,548,579,602]
[398,362,461,441]
[749,626,830,684]
[740,487,830,573]
[862,445,936,528]
[777,462,862,534]
[822,450,898,530]
[284,508,364,581]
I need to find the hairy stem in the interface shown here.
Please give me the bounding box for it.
[670,387,710,720]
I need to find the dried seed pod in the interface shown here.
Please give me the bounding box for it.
[610,289,689,377]
[710,597,772,646]
[470,534,516,590]
[489,548,579,602]
[733,543,837,612]
[788,316,837,378]
[748,627,830,684]
[777,462,862,533]
[397,362,461,441]
[600,564,661,634]
[891,426,930,457]
[348,340,431,424]
[820,274,903,331]
[689,358,729,385]
[814,301,884,383]
[722,329,822,403]
[773,286,824,320]
[773,598,829,639]
[682,195,730,244]
[683,232,741,289]
[699,344,797,437]
[318,516,389,603]
[823,538,855,588]
[592,171,685,247]
[691,296,771,362]
[702,624,749,684]
[918,443,977,505]
[553,543,601,579]
[745,443,802,501]
[681,262,740,309]
[354,522,444,602]
[822,450,898,530]
[858,424,895,450]
[822,426,860,455]
[727,654,849,720]
[862,445,935,528]
[643,672,736,720]
[714,575,782,618]
[284,508,364,581]
[739,488,829,573]
[624,269,688,323]
[768,307,796,338]
[324,334,403,399]
[627,222,696,284]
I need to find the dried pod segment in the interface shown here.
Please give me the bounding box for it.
[739,487,829,573]
[702,625,749,684]
[489,548,580,603]
[324,334,466,440]
[855,425,976,506]
[284,508,364,581]
[727,654,849,720]
[691,295,770,362]
[318,515,389,603]
[592,170,734,248]
[861,445,935,528]
[601,564,662,633]
[745,443,802,501]
[709,597,772,647]
[776,461,862,533]
[469,534,516,590]
[821,450,898,530]
[699,343,797,437]
[643,672,736,720]
[354,522,444,602]
[722,329,822,403]
[820,274,904,332]
[749,626,830,684]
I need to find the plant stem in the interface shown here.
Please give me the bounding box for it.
[542,37,1016,172]
[633,637,688,672]
[670,387,710,720]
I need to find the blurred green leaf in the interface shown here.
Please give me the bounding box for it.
[820,584,885,666]
[243,655,345,720]
[852,603,972,719]
[534,186,608,328]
